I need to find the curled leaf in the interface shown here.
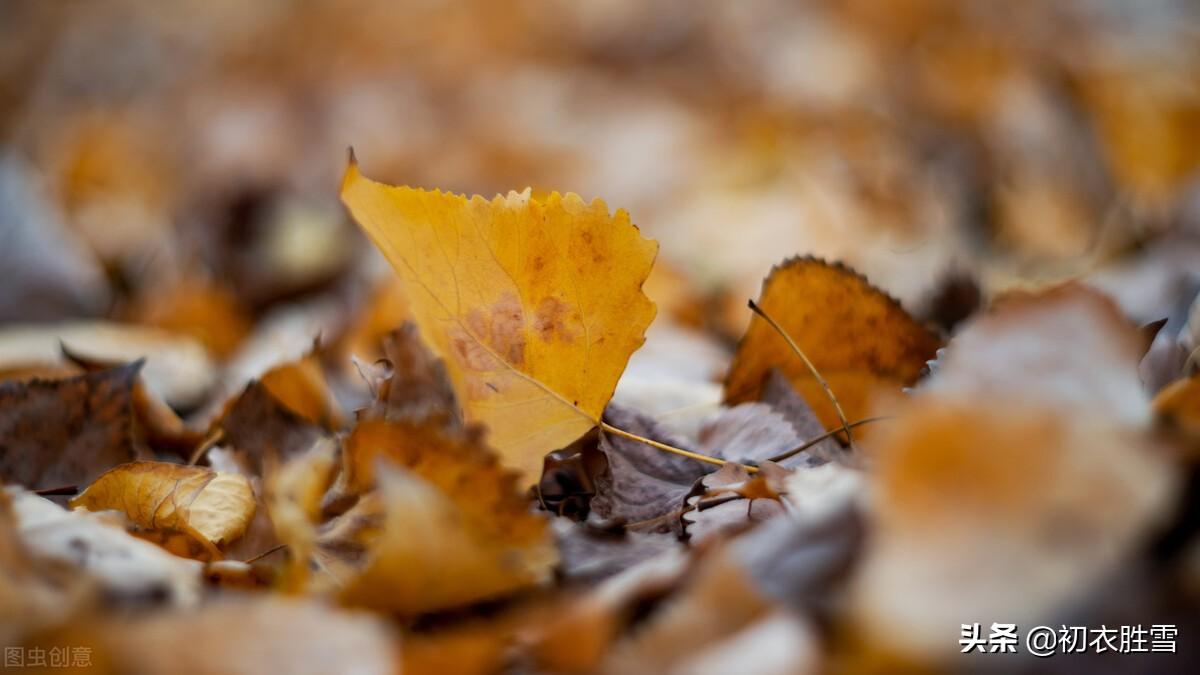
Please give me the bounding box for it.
[70,461,256,559]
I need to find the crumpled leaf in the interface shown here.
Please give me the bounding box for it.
[724,257,941,434]
[338,462,556,615]
[0,363,142,490]
[341,158,658,482]
[70,461,256,559]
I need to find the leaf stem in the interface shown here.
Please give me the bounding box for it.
[598,421,755,472]
[766,416,890,463]
[748,299,856,450]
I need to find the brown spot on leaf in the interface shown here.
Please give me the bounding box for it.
[534,296,577,342]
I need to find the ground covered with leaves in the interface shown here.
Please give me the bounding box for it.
[2,1,1200,674]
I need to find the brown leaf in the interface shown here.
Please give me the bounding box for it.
[588,405,708,534]
[337,462,556,615]
[357,323,460,427]
[0,363,142,490]
[694,401,804,466]
[1154,372,1200,445]
[552,518,681,583]
[757,370,844,465]
[725,257,941,435]
[215,379,331,475]
[70,461,256,559]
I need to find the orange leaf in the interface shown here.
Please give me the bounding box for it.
[724,257,941,433]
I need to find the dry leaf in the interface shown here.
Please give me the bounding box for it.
[0,321,216,409]
[695,402,804,466]
[553,518,681,583]
[853,399,1175,658]
[587,405,708,534]
[259,350,342,429]
[339,462,556,615]
[7,486,201,609]
[724,257,941,434]
[40,597,399,675]
[0,363,142,490]
[922,283,1150,423]
[358,323,460,427]
[1155,373,1200,444]
[341,158,658,481]
[215,379,332,475]
[70,461,256,559]
[128,278,253,359]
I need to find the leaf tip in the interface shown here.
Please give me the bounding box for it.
[340,147,361,197]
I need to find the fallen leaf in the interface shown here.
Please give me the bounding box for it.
[0,363,143,490]
[259,349,342,429]
[682,462,791,543]
[853,398,1175,658]
[357,323,460,427]
[587,405,708,534]
[694,402,804,466]
[603,545,774,675]
[0,321,216,409]
[529,547,691,673]
[7,486,201,609]
[1155,373,1200,444]
[338,462,556,615]
[70,461,256,559]
[341,158,658,481]
[724,257,941,435]
[759,369,841,463]
[128,278,254,359]
[552,518,681,583]
[265,440,337,591]
[922,282,1150,423]
[215,379,332,475]
[37,597,399,675]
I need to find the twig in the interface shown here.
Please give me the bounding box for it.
[243,544,288,565]
[767,416,891,463]
[34,484,79,497]
[748,299,855,449]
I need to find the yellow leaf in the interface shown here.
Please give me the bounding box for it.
[70,461,256,559]
[341,158,657,481]
[724,257,941,433]
[339,461,557,615]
